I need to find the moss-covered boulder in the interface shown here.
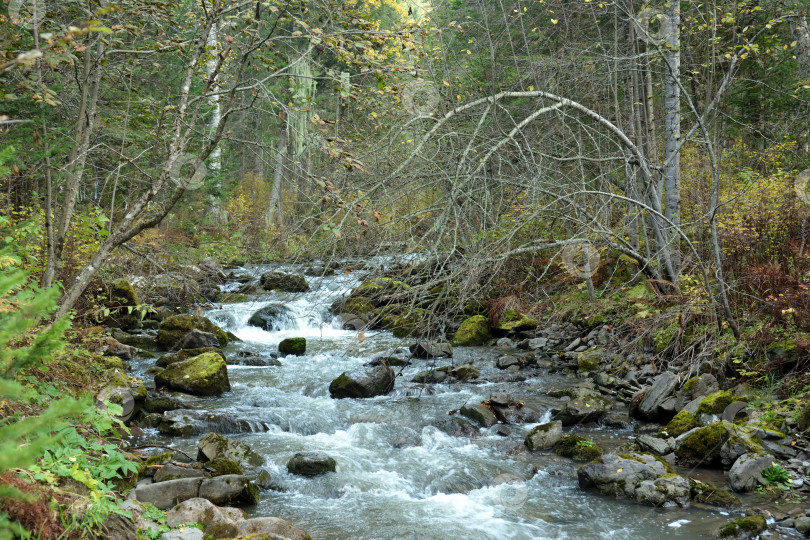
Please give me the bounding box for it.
[797,400,810,432]
[688,478,741,507]
[259,271,310,292]
[154,352,230,396]
[331,296,375,318]
[247,304,295,331]
[674,422,731,466]
[197,432,263,469]
[157,347,225,368]
[158,314,228,350]
[525,421,563,450]
[493,310,538,334]
[451,315,492,346]
[351,277,409,301]
[659,410,698,438]
[105,279,142,330]
[577,347,603,373]
[278,337,306,356]
[717,515,766,538]
[391,309,426,338]
[554,435,603,462]
[695,390,740,417]
[286,452,336,477]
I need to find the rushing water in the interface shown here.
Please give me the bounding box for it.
[132,263,738,539]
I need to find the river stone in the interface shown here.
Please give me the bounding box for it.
[675,373,719,411]
[154,352,230,396]
[112,329,159,350]
[492,402,543,424]
[286,453,336,476]
[450,364,480,381]
[496,355,521,370]
[636,371,679,420]
[104,279,142,331]
[553,393,613,426]
[329,365,395,399]
[636,435,672,456]
[410,341,452,358]
[134,478,203,509]
[578,452,687,507]
[157,347,225,368]
[247,304,295,331]
[197,475,259,505]
[166,498,246,529]
[99,336,135,360]
[278,337,306,356]
[160,529,204,540]
[260,271,310,292]
[688,478,742,507]
[728,452,776,492]
[716,515,767,539]
[197,432,263,469]
[177,329,220,350]
[795,516,810,534]
[412,368,449,384]
[236,517,311,540]
[525,421,563,450]
[493,309,537,334]
[154,464,205,483]
[528,337,548,350]
[459,404,498,428]
[159,409,270,436]
[674,422,732,466]
[158,314,228,350]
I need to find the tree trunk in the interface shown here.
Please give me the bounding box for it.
[266,110,288,227]
[662,0,681,278]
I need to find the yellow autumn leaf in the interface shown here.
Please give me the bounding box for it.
[551,18,558,24]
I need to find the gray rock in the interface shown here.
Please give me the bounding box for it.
[460,404,498,428]
[329,365,395,399]
[553,393,613,426]
[197,432,264,469]
[578,452,687,507]
[135,478,203,510]
[492,403,543,424]
[675,373,719,411]
[236,517,310,540]
[496,356,521,370]
[411,368,448,384]
[248,304,296,332]
[637,435,672,456]
[178,329,220,350]
[260,271,310,292]
[564,338,581,352]
[728,453,776,492]
[637,371,679,420]
[154,464,205,483]
[525,421,563,450]
[286,452,336,476]
[166,498,245,528]
[197,475,257,505]
[795,516,810,534]
[159,409,270,436]
[161,529,204,540]
[496,338,515,348]
[409,341,452,358]
[528,337,548,350]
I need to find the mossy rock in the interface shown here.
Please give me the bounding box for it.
[451,315,492,346]
[154,352,230,396]
[206,458,244,476]
[157,347,225,368]
[493,309,538,333]
[674,422,731,465]
[337,296,376,317]
[144,451,173,466]
[797,400,810,432]
[462,301,487,316]
[659,410,698,438]
[370,304,402,330]
[554,435,602,462]
[352,277,409,300]
[653,323,680,354]
[99,355,126,371]
[577,347,603,373]
[278,338,306,356]
[260,271,310,292]
[616,452,674,475]
[105,280,142,330]
[695,390,740,416]
[688,478,741,507]
[158,314,228,350]
[717,515,766,538]
[391,309,426,338]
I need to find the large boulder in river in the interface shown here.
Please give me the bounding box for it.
[329,365,395,399]
[552,390,613,426]
[197,432,263,469]
[286,452,336,476]
[278,337,306,356]
[158,314,228,350]
[157,347,225,368]
[248,304,295,331]
[674,422,732,466]
[178,329,220,350]
[155,352,230,396]
[578,452,689,508]
[134,475,257,509]
[525,421,563,450]
[728,452,776,492]
[260,271,309,292]
[410,341,452,358]
[451,315,492,346]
